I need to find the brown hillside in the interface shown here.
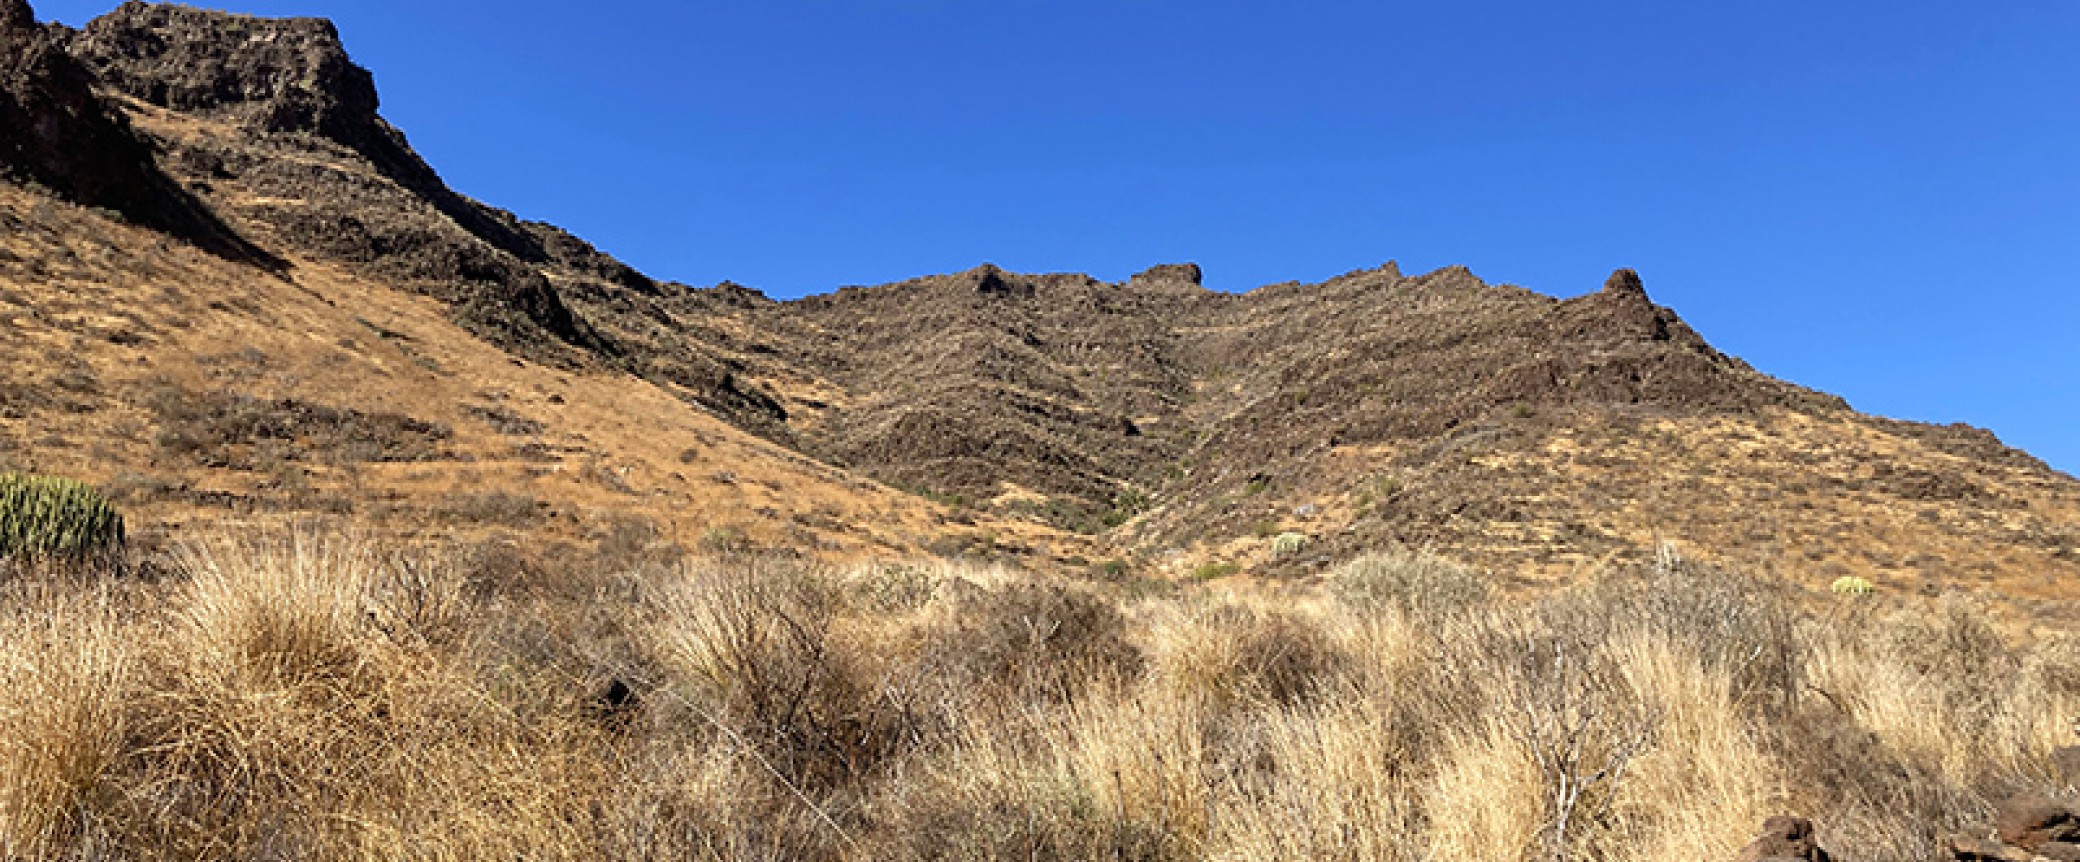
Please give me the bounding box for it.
[0,0,2075,606]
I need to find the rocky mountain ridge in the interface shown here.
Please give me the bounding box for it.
[2,0,2076,598]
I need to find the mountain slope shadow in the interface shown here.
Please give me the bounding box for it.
[0,0,282,270]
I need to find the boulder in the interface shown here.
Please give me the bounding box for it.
[1995,793,2080,850]
[2039,841,2080,862]
[1131,262,1203,286]
[1734,815,1832,862]
[1602,267,1647,296]
[1950,836,2034,862]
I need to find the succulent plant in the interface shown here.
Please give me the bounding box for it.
[0,472,125,564]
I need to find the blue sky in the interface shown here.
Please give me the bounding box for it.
[38,1,2080,474]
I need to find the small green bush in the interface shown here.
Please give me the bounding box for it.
[0,472,125,563]
[1271,531,1309,557]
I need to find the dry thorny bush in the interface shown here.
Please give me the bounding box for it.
[0,532,2075,861]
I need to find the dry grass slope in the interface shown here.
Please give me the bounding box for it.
[3,535,2074,861]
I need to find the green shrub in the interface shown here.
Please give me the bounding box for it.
[1100,487,1152,529]
[0,473,125,563]
[1271,531,1309,557]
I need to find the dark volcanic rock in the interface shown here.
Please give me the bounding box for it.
[1733,815,1833,862]
[1995,793,2080,851]
[0,0,274,265]
[67,1,546,263]
[48,1,632,367]
[1603,267,1647,295]
[66,3,378,142]
[1131,262,1202,286]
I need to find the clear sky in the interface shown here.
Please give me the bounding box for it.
[36,1,2080,475]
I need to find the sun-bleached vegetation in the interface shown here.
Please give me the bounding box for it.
[2,533,2074,861]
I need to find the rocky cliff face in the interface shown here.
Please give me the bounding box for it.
[11,1,648,377]
[65,3,379,142]
[65,1,547,262]
[0,0,270,263]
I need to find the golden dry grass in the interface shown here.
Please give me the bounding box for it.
[1,535,2075,861]
[0,182,1080,566]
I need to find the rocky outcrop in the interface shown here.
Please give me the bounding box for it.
[43,0,635,368]
[0,0,273,265]
[1130,262,1202,286]
[65,1,544,263]
[65,3,377,142]
[1952,794,2080,862]
[1733,815,1834,862]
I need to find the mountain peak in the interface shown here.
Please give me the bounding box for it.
[1603,267,1648,296]
[1,0,34,32]
[0,0,277,265]
[71,2,375,144]
[1131,262,1203,286]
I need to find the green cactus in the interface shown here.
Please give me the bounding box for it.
[0,472,126,563]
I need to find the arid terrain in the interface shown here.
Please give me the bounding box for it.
[3,2,2078,860]
[6,0,2078,595]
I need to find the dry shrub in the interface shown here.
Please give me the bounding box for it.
[1604,630,1781,861]
[844,562,942,614]
[0,587,133,859]
[1485,621,1662,862]
[861,686,1198,862]
[447,489,541,526]
[1875,594,2018,689]
[1425,717,1546,862]
[1848,595,2053,778]
[144,386,451,468]
[649,558,909,795]
[914,577,1144,704]
[3,529,2076,862]
[2022,633,2080,701]
[1786,592,2077,861]
[1373,563,1791,862]
[119,532,594,858]
[1543,554,1804,714]
[7,532,641,860]
[1209,694,1418,862]
[169,531,388,692]
[1330,547,1491,619]
[1149,598,1347,710]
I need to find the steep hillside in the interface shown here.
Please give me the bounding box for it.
[0,179,1064,561]
[732,258,2078,601]
[1,0,2075,604]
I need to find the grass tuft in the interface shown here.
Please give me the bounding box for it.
[0,532,2073,861]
